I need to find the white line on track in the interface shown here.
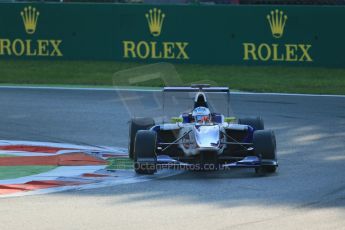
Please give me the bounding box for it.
[0,139,125,153]
[1,85,345,98]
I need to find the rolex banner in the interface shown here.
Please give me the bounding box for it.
[0,3,344,67]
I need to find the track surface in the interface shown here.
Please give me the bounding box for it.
[0,88,345,229]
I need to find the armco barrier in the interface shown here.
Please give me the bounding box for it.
[0,3,344,67]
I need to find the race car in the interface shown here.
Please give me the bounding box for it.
[128,85,278,175]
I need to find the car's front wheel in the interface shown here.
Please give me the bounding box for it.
[128,117,155,160]
[134,130,157,175]
[253,130,277,174]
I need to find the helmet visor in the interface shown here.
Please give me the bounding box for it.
[195,115,209,122]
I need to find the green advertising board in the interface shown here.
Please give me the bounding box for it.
[0,3,344,67]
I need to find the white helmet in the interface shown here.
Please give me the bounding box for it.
[192,107,211,123]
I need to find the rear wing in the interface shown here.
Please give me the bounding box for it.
[162,85,231,119]
[163,86,229,93]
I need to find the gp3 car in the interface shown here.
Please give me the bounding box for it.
[128,85,278,175]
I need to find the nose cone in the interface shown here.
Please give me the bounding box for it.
[194,125,220,148]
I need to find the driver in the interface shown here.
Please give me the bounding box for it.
[192,107,211,124]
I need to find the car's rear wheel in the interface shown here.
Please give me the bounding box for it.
[238,117,264,130]
[134,130,157,175]
[253,130,277,173]
[128,117,155,160]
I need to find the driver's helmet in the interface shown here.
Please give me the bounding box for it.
[192,107,211,123]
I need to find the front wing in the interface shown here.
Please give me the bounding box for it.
[138,155,278,170]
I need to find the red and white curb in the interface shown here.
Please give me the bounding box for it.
[0,140,181,198]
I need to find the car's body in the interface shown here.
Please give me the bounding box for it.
[129,85,278,174]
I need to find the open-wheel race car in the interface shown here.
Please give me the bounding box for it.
[128,85,278,175]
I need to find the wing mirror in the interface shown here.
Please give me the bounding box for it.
[224,117,236,123]
[171,117,183,123]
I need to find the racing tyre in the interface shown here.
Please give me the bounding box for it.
[238,117,264,130]
[128,117,155,159]
[134,130,157,175]
[253,130,277,174]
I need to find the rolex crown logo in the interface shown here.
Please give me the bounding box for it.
[267,9,287,38]
[145,8,165,37]
[21,6,40,35]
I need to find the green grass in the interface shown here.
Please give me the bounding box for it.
[0,165,57,180]
[1,60,345,94]
[107,158,133,170]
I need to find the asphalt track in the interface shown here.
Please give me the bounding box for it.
[0,87,345,230]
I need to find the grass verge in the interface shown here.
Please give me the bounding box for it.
[107,158,133,170]
[0,154,19,157]
[1,60,345,94]
[0,165,57,180]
